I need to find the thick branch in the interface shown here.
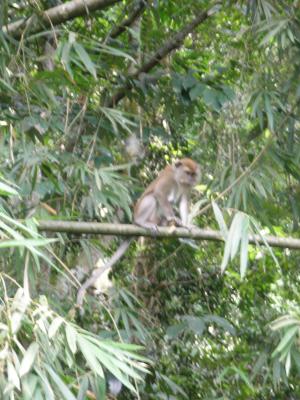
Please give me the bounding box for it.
[3,0,121,38]
[106,2,221,107]
[109,0,148,40]
[37,221,300,250]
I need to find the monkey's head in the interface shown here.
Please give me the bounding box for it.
[174,158,200,187]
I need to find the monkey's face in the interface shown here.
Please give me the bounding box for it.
[181,167,199,187]
[174,159,200,187]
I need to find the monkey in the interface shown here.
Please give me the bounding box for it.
[76,158,200,307]
[134,158,199,229]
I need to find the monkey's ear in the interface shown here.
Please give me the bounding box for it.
[174,160,182,168]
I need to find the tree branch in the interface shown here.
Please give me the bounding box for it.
[106,2,221,107]
[108,0,148,40]
[3,0,121,38]
[37,221,300,250]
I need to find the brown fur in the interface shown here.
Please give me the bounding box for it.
[134,158,199,220]
[179,158,198,173]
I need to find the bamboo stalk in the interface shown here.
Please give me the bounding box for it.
[37,220,300,250]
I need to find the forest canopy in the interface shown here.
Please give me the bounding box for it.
[0,0,300,399]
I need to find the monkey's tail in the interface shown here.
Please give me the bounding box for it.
[76,239,133,308]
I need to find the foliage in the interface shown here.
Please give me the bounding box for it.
[0,187,147,399]
[0,287,147,399]
[0,0,300,398]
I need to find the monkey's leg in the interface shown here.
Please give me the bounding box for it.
[134,194,159,232]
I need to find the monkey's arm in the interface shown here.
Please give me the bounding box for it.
[179,193,189,226]
[155,191,175,220]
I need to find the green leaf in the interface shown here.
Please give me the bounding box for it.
[184,316,205,335]
[120,309,131,337]
[182,74,197,90]
[89,375,106,400]
[77,376,89,400]
[272,357,281,386]
[77,336,104,378]
[7,360,20,390]
[204,315,236,335]
[272,326,299,357]
[260,19,288,46]
[65,324,77,354]
[0,78,17,94]
[253,177,268,198]
[21,374,39,399]
[0,238,56,249]
[291,350,300,372]
[240,218,249,279]
[285,351,291,376]
[96,42,136,63]
[160,374,188,398]
[82,342,137,392]
[44,364,77,400]
[250,217,280,268]
[34,368,57,400]
[250,91,263,116]
[0,181,19,196]
[264,94,274,131]
[166,322,187,338]
[94,169,102,190]
[128,313,147,341]
[82,335,148,366]
[230,366,254,390]
[270,315,300,331]
[230,213,244,261]
[212,201,228,239]
[61,41,73,78]
[73,42,97,79]
[189,84,205,101]
[202,87,220,110]
[220,232,232,273]
[221,212,244,273]
[48,317,64,339]
[19,343,39,377]
[252,352,268,379]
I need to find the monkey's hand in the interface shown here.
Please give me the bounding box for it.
[181,223,199,232]
[134,221,159,236]
[167,217,198,232]
[140,224,160,238]
[167,216,185,227]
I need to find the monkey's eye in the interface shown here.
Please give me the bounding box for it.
[186,171,196,177]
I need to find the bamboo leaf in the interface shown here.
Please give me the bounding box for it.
[77,376,89,400]
[0,181,19,196]
[73,42,97,79]
[77,336,104,378]
[240,218,249,279]
[65,324,77,354]
[0,238,56,249]
[285,351,291,376]
[48,317,64,339]
[44,364,76,400]
[230,213,244,261]
[270,315,300,331]
[0,78,17,94]
[264,94,274,131]
[19,343,39,377]
[7,360,20,390]
[212,202,228,239]
[61,42,73,78]
[272,326,299,357]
